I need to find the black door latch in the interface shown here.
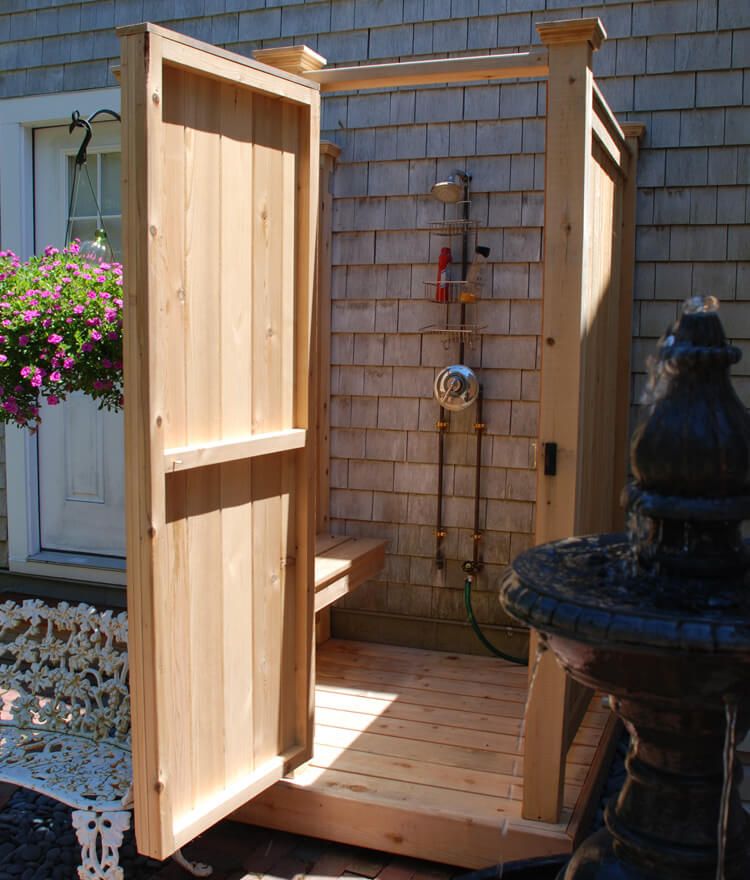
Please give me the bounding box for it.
[544,442,557,476]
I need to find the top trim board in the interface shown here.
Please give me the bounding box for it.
[304,50,550,93]
[115,21,319,93]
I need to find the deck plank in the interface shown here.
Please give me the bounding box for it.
[316,686,522,735]
[316,677,525,721]
[322,640,529,688]
[316,658,529,703]
[314,723,522,777]
[233,639,617,869]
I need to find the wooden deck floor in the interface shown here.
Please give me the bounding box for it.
[233,639,618,870]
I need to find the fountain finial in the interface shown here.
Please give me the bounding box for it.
[627,295,750,578]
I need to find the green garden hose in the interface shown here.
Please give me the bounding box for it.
[464,576,528,665]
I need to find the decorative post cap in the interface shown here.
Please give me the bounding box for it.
[252,46,327,75]
[536,17,607,51]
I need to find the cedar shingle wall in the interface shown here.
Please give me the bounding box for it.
[1,0,748,647]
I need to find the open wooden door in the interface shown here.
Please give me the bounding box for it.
[119,23,320,860]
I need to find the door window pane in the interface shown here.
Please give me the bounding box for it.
[101,153,121,215]
[66,151,122,259]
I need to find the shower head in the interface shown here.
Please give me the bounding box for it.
[431,170,470,203]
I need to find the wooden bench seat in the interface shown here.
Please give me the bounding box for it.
[314,534,387,612]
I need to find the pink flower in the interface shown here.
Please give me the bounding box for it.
[73,304,85,314]
[30,369,42,388]
[47,334,62,344]
[93,380,105,390]
[50,371,61,382]
[20,366,31,378]
[90,330,102,341]
[2,400,18,414]
[47,395,59,406]
[80,342,93,353]
[63,357,74,369]
[18,335,29,346]
[0,354,6,363]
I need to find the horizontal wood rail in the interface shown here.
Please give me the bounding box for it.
[163,429,306,472]
[304,49,549,93]
[591,81,631,173]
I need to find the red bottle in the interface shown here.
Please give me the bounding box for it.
[436,247,452,302]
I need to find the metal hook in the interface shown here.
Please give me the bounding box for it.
[69,108,121,167]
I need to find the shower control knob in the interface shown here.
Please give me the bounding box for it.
[434,365,479,411]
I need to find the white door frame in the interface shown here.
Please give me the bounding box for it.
[0,87,125,585]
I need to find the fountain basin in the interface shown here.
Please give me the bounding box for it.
[504,533,750,708]
[501,533,750,880]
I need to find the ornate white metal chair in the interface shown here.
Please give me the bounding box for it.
[0,599,211,880]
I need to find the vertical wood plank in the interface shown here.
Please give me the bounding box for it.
[279,103,301,751]
[160,66,194,817]
[160,65,188,451]
[252,94,283,435]
[613,123,646,530]
[219,83,254,439]
[187,464,225,794]
[281,103,299,431]
[220,458,254,775]
[184,71,221,446]
[252,454,283,766]
[293,96,320,764]
[315,142,340,536]
[578,150,619,534]
[218,81,256,777]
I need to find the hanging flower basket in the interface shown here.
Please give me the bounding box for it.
[0,243,123,430]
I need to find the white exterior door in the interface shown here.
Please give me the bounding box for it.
[33,122,126,557]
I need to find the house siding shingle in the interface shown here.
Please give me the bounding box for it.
[1,0,748,648]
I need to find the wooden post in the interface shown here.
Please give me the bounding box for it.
[315,141,340,646]
[524,17,606,825]
[612,123,646,530]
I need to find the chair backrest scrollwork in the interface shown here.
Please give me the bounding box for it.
[0,599,130,747]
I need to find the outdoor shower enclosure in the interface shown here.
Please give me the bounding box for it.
[118,18,642,870]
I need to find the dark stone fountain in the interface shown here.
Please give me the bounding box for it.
[500,296,750,880]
